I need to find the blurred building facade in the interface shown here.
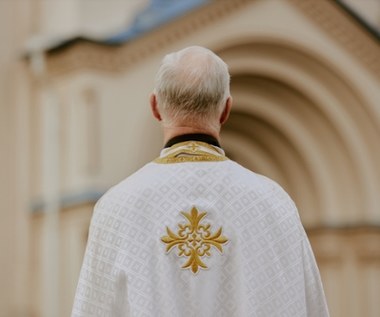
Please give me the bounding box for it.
[1,0,380,316]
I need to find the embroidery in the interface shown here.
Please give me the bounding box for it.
[155,155,228,164]
[154,141,228,164]
[169,141,221,153]
[161,206,228,274]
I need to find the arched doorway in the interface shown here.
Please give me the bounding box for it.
[217,40,380,316]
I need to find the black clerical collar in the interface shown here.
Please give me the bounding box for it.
[164,133,221,148]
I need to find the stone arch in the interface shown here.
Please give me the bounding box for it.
[217,40,380,227]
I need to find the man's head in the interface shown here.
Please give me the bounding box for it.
[150,46,232,135]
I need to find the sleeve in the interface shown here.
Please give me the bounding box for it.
[71,199,130,317]
[301,233,330,317]
[275,182,330,316]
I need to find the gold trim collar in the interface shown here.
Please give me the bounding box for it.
[154,141,228,164]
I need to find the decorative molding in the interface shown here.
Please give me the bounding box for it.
[43,0,380,79]
[45,0,252,76]
[306,223,380,233]
[307,224,380,263]
[288,0,380,80]
[30,190,104,213]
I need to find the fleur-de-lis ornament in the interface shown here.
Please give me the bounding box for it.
[161,206,228,274]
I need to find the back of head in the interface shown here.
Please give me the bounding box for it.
[154,46,230,125]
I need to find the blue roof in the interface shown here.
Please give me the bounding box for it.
[43,0,210,54]
[43,0,378,54]
[105,0,210,44]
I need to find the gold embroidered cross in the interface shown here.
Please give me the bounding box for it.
[189,142,198,152]
[161,206,228,274]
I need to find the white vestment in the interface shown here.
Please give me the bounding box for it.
[72,141,329,317]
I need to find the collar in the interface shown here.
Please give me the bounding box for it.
[164,133,221,148]
[155,140,227,164]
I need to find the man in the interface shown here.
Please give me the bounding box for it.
[72,46,329,316]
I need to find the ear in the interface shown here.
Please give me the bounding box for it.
[219,96,232,125]
[150,93,162,121]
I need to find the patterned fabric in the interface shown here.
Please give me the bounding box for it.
[71,142,329,317]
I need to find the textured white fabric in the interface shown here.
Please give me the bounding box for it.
[72,144,329,317]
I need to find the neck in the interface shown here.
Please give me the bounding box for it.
[162,126,220,145]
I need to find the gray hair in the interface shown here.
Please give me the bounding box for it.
[154,46,230,124]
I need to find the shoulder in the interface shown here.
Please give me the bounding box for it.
[227,160,289,193]
[227,161,306,236]
[92,163,157,218]
[226,160,298,213]
[101,163,157,197]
